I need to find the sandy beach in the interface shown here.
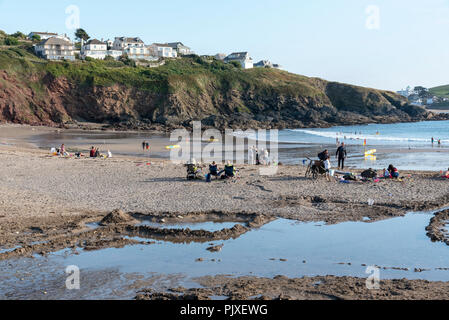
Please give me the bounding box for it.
[1,125,449,300]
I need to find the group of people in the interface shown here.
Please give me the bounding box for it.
[383,165,400,179]
[208,161,237,180]
[248,146,270,166]
[142,141,150,151]
[51,144,69,157]
[186,160,237,181]
[89,146,112,158]
[431,137,442,146]
[318,142,348,171]
[316,143,403,181]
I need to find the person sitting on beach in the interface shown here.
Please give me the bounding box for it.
[383,168,391,179]
[442,168,449,179]
[90,147,96,158]
[221,161,237,180]
[60,144,67,157]
[388,165,399,179]
[209,162,220,179]
[95,148,101,158]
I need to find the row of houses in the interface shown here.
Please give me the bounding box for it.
[31,32,193,62]
[30,31,281,70]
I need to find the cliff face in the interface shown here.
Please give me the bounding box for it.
[0,47,443,131]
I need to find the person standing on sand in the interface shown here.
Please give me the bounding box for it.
[336,143,347,170]
[142,141,146,151]
[249,146,255,165]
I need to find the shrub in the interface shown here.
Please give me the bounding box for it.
[4,37,19,46]
[230,61,242,69]
[118,54,136,67]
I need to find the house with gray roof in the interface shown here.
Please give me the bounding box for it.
[148,43,177,58]
[224,52,254,69]
[167,42,192,56]
[34,37,75,61]
[80,39,122,60]
[112,37,155,60]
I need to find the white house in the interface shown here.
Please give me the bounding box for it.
[34,37,75,61]
[254,60,282,69]
[81,39,108,59]
[149,43,178,58]
[224,52,253,69]
[167,42,192,56]
[112,37,155,60]
[397,86,413,98]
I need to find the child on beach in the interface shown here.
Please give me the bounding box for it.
[383,168,391,179]
[388,165,399,179]
[324,158,332,182]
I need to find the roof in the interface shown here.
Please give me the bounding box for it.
[167,42,190,49]
[224,52,250,61]
[254,60,273,67]
[30,32,58,36]
[37,37,73,46]
[152,43,172,48]
[86,39,106,45]
[116,37,144,44]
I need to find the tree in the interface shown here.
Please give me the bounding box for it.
[75,28,90,42]
[414,86,429,98]
[11,31,26,39]
[31,34,41,42]
[4,37,19,46]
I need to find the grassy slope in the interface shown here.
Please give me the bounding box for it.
[0,45,325,98]
[0,44,422,126]
[430,85,449,99]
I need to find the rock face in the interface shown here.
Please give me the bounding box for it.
[0,55,446,130]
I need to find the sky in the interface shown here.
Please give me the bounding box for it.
[0,0,448,91]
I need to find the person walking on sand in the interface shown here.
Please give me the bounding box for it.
[336,143,347,170]
[142,141,146,151]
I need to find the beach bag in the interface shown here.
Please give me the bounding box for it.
[344,173,357,181]
[361,169,377,179]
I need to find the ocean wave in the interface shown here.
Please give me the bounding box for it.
[293,129,449,143]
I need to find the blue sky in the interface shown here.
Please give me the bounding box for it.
[0,0,448,91]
